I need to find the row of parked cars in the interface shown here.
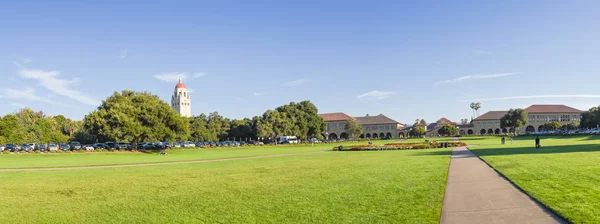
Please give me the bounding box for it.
[0,140,264,152]
[525,128,600,136]
[0,142,87,152]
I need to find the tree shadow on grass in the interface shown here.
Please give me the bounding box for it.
[416,143,600,157]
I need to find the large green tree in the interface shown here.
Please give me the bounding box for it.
[438,124,459,136]
[500,109,528,135]
[410,126,426,137]
[344,120,363,139]
[542,121,562,131]
[84,90,189,149]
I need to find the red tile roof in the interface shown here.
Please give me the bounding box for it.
[473,111,508,121]
[318,112,355,121]
[354,114,401,125]
[436,118,452,123]
[525,105,582,113]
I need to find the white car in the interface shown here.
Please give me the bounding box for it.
[0,145,5,152]
[83,145,95,151]
[183,141,196,148]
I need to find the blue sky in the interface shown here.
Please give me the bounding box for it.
[1,0,600,124]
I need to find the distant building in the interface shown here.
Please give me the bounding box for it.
[318,113,405,139]
[171,79,192,117]
[471,105,582,135]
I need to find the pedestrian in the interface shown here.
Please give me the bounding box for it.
[535,136,541,149]
[501,137,505,145]
[510,136,513,143]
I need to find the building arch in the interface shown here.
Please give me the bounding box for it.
[495,128,501,135]
[399,132,405,138]
[340,132,349,139]
[488,129,494,135]
[525,125,535,133]
[386,133,392,138]
[321,134,327,140]
[328,133,338,140]
[467,129,474,135]
[366,133,371,138]
[359,134,364,138]
[460,130,466,135]
[373,133,379,138]
[502,128,508,133]
[480,129,486,135]
[380,133,385,138]
[538,125,544,132]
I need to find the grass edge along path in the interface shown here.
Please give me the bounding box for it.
[468,136,600,223]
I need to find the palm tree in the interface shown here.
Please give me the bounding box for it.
[470,103,476,119]
[474,102,482,117]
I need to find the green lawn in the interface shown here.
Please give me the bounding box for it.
[0,148,451,223]
[0,140,395,169]
[468,135,600,223]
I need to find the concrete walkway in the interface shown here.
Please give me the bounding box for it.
[440,147,566,224]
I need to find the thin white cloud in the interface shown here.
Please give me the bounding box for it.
[357,91,394,100]
[435,73,517,85]
[18,69,99,106]
[0,88,56,104]
[153,72,207,83]
[458,94,600,102]
[283,78,310,87]
[472,49,490,55]
[187,88,195,93]
[13,57,32,69]
[253,92,267,96]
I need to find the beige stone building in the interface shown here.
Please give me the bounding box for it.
[319,113,405,139]
[471,105,582,135]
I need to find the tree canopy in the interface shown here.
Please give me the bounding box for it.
[84,90,189,148]
[542,121,562,131]
[0,93,325,146]
[500,109,528,135]
[438,124,459,136]
[410,126,426,137]
[580,106,600,128]
[344,120,363,139]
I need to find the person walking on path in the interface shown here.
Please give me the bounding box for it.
[501,137,505,145]
[535,136,541,149]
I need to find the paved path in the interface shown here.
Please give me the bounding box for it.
[0,151,326,172]
[440,147,566,224]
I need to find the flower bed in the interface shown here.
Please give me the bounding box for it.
[334,141,467,151]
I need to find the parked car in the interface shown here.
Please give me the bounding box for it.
[182,141,195,148]
[83,145,95,151]
[93,143,109,150]
[22,143,35,152]
[37,143,48,151]
[70,141,82,150]
[6,143,17,152]
[173,142,182,148]
[116,142,130,150]
[48,143,59,151]
[142,143,155,149]
[0,145,5,152]
[59,143,70,151]
[105,142,117,150]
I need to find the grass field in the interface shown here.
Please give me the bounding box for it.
[469,135,600,223]
[0,148,452,223]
